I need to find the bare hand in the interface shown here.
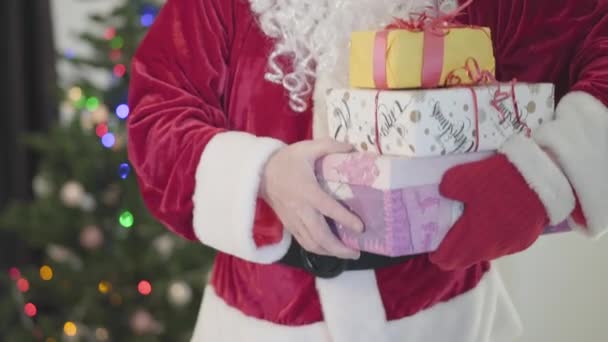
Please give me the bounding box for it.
[260,138,364,259]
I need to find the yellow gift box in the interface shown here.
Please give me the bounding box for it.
[349,27,496,89]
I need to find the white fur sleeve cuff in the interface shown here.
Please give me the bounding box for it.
[192,131,292,264]
[500,135,575,225]
[534,91,608,238]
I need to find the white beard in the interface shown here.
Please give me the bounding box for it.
[250,0,457,136]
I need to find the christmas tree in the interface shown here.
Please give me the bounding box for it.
[0,1,214,341]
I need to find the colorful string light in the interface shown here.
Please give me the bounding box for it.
[104,27,116,40]
[64,322,77,336]
[119,211,134,228]
[40,265,53,281]
[64,49,76,59]
[113,64,127,77]
[140,14,155,27]
[110,36,124,49]
[116,104,129,119]
[68,87,83,102]
[86,97,100,111]
[137,280,152,296]
[101,133,116,148]
[96,123,109,138]
[119,163,130,179]
[24,303,37,317]
[98,281,112,294]
[17,278,30,292]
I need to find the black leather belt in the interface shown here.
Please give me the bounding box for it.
[278,239,420,278]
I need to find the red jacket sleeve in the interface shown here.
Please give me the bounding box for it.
[127,0,229,240]
[534,0,608,237]
[127,0,291,263]
[466,0,608,237]
[568,1,608,106]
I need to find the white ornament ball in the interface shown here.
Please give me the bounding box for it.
[32,174,53,198]
[60,181,85,207]
[80,225,104,250]
[80,193,97,212]
[47,244,71,263]
[153,235,175,259]
[130,309,162,335]
[168,281,192,307]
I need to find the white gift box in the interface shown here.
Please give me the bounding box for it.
[326,83,555,157]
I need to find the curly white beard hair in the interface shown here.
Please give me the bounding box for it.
[250,0,458,120]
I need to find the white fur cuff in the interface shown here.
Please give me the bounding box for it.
[192,132,292,264]
[534,91,608,238]
[500,135,575,225]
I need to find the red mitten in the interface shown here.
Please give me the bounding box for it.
[430,135,578,271]
[429,154,548,270]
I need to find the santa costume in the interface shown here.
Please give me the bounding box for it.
[127,0,608,341]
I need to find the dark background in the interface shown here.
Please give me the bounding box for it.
[1,0,57,208]
[0,0,57,265]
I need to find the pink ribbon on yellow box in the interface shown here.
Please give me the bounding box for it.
[350,0,496,90]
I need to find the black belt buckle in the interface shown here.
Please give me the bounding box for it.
[299,247,348,279]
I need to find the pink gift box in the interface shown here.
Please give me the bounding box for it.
[316,152,570,257]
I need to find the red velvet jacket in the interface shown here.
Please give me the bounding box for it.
[127,0,608,334]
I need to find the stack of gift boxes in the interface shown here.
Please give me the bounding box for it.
[315,16,568,257]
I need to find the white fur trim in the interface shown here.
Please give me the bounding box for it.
[190,286,329,342]
[192,131,292,264]
[312,75,332,139]
[190,269,521,342]
[535,91,608,238]
[500,135,575,225]
[386,268,522,342]
[316,271,389,341]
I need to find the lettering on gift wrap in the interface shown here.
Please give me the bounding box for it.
[331,99,352,140]
[376,99,412,138]
[363,97,413,147]
[429,102,476,153]
[493,99,531,134]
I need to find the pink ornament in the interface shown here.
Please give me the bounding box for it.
[80,225,104,250]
